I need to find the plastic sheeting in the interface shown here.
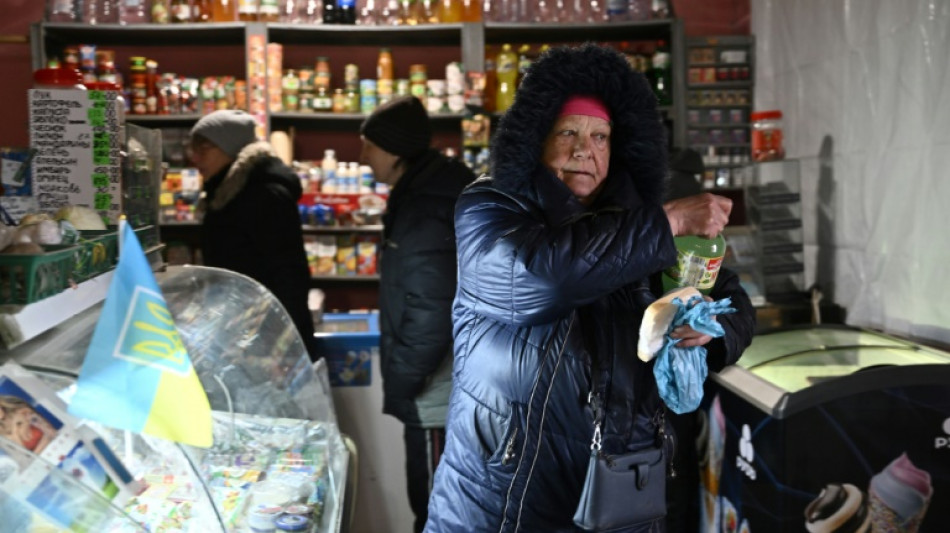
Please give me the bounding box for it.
[752,0,950,345]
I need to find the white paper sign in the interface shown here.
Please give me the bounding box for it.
[28,89,121,222]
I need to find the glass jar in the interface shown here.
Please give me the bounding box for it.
[750,110,785,162]
[117,0,150,23]
[47,0,78,22]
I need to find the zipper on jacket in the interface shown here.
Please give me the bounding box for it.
[501,428,519,465]
[654,409,676,479]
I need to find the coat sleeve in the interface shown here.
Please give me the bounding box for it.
[454,188,678,327]
[705,267,757,371]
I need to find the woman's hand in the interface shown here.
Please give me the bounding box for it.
[663,193,732,238]
[668,295,717,348]
[669,324,714,348]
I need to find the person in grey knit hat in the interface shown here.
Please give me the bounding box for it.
[187,110,318,362]
[359,95,475,532]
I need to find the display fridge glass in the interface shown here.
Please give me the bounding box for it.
[1,265,347,532]
[736,325,950,393]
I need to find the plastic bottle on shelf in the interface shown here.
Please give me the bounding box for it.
[116,0,150,23]
[170,0,192,21]
[212,0,238,21]
[357,0,378,24]
[151,0,170,22]
[495,44,517,113]
[605,0,628,21]
[359,165,375,193]
[258,0,280,20]
[460,0,480,21]
[338,0,356,23]
[482,57,497,113]
[377,47,394,80]
[648,40,672,106]
[323,0,339,23]
[238,0,259,20]
[47,0,78,22]
[82,0,101,23]
[347,162,361,193]
[321,149,338,193]
[661,234,727,295]
[438,0,461,22]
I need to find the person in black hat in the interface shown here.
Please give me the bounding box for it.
[359,96,476,532]
[188,110,317,362]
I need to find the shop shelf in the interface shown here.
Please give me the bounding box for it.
[484,19,676,43]
[268,22,465,46]
[36,22,247,47]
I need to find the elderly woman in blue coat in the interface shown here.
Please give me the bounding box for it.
[424,44,756,532]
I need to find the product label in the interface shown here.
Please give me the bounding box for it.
[665,250,723,291]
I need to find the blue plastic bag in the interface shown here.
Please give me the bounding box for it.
[653,295,736,414]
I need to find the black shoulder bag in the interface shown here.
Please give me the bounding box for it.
[572,362,669,531]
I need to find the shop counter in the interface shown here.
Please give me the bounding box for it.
[0,265,348,532]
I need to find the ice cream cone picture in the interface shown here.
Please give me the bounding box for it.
[705,394,726,497]
[804,483,871,533]
[868,453,932,533]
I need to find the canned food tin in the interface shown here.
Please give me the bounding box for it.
[359,78,377,96]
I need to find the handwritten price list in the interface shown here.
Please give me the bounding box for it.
[29,89,122,222]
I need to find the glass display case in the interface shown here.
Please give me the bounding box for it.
[0,265,348,532]
[693,324,950,533]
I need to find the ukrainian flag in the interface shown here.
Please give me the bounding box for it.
[68,224,213,448]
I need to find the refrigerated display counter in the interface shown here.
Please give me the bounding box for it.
[0,265,348,532]
[697,324,950,532]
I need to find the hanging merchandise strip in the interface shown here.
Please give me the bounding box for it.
[28,89,122,223]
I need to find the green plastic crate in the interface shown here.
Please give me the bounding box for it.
[0,246,77,305]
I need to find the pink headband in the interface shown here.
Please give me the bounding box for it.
[558,95,611,122]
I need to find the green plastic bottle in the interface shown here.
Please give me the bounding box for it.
[661,234,727,295]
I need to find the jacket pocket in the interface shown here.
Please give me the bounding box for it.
[479,402,525,485]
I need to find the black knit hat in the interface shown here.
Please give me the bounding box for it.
[360,96,432,158]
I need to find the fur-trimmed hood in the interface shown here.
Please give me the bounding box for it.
[490,43,668,207]
[205,141,301,211]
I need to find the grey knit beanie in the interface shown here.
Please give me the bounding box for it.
[360,96,432,158]
[190,109,258,158]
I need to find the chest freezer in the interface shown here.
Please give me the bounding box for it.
[695,324,950,533]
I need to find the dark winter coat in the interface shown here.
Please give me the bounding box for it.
[200,142,316,359]
[378,149,476,428]
[425,44,756,532]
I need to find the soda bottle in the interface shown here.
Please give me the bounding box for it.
[495,44,517,113]
[647,40,672,106]
[661,234,727,295]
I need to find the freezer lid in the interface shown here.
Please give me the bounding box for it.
[711,324,950,418]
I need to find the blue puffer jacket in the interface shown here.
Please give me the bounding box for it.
[425,44,755,532]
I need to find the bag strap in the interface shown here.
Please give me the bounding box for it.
[587,354,611,452]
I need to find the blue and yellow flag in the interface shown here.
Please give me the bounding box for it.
[68,224,213,447]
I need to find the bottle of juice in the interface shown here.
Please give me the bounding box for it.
[377,47,394,80]
[660,234,727,295]
[482,57,497,113]
[495,43,517,113]
[212,0,237,20]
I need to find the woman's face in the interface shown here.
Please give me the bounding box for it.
[541,114,612,206]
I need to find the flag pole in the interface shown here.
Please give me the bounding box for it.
[117,214,134,464]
